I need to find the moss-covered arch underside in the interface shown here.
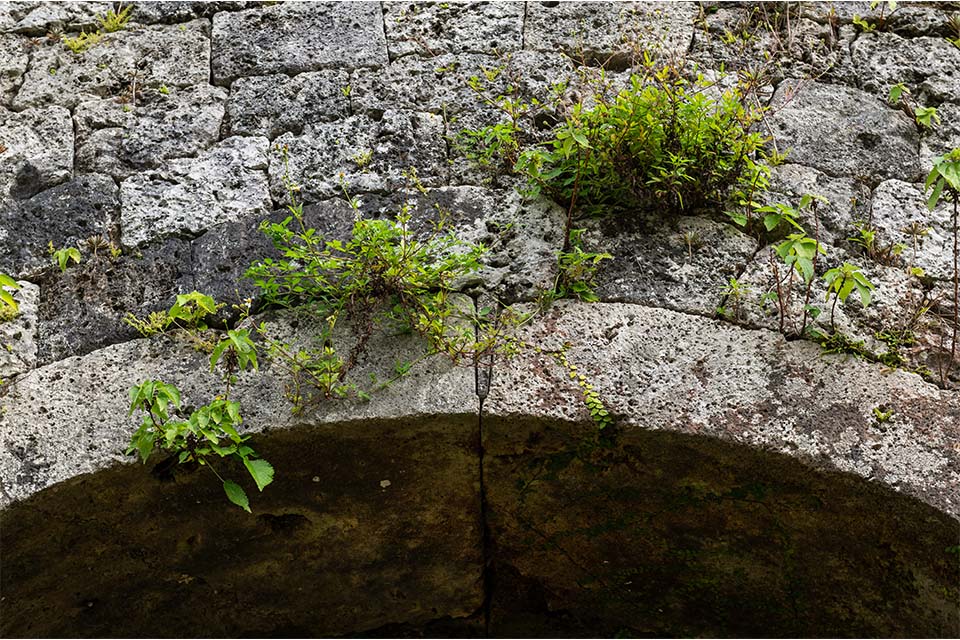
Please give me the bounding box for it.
[2,414,957,638]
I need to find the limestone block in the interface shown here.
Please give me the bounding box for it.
[767,79,922,182]
[13,19,210,110]
[525,1,697,66]
[37,236,194,364]
[75,84,227,179]
[766,163,871,246]
[211,2,387,86]
[0,280,38,378]
[120,136,272,247]
[6,1,109,35]
[0,34,29,107]
[582,215,758,316]
[269,111,447,203]
[382,0,524,60]
[852,32,960,106]
[483,301,960,518]
[227,70,350,139]
[0,105,73,201]
[0,174,117,277]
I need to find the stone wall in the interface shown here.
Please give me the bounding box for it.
[1,1,959,637]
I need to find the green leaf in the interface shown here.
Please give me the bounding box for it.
[927,177,944,211]
[223,480,251,512]
[0,290,18,313]
[243,458,275,492]
[209,338,230,371]
[137,431,155,463]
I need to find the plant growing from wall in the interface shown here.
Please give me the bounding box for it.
[822,262,875,330]
[96,4,131,33]
[925,148,960,379]
[126,378,273,513]
[0,274,19,318]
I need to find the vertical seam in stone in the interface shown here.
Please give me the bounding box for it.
[379,1,391,64]
[521,1,528,50]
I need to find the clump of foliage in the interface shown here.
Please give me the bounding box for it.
[96,4,132,33]
[62,30,102,54]
[245,166,518,410]
[545,228,612,304]
[823,262,874,329]
[124,290,224,352]
[853,0,898,33]
[465,59,771,222]
[127,379,272,513]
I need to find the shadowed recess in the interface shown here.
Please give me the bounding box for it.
[1,416,958,638]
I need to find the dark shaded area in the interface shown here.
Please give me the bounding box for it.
[1,416,958,638]
[483,417,960,638]
[0,416,483,638]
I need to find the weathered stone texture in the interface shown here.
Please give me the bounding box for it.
[767,79,922,182]
[4,1,109,34]
[525,1,697,65]
[585,215,758,316]
[382,0,524,60]
[0,174,117,277]
[211,2,388,86]
[226,70,350,139]
[485,301,960,518]
[13,19,210,110]
[120,136,271,247]
[0,105,73,201]
[270,111,447,203]
[0,280,38,378]
[851,32,960,105]
[0,34,29,107]
[75,84,227,179]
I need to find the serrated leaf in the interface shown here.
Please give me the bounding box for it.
[223,480,251,512]
[244,458,275,492]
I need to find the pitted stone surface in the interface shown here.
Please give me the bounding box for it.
[484,301,960,518]
[0,280,38,378]
[211,2,388,86]
[0,174,116,277]
[5,1,109,34]
[586,215,758,316]
[129,1,258,24]
[0,105,73,201]
[13,19,210,110]
[270,111,447,203]
[766,163,871,246]
[0,34,29,107]
[75,84,227,179]
[227,70,350,139]
[120,135,271,247]
[525,1,697,65]
[870,178,956,281]
[382,0,524,60]
[767,79,922,183]
[851,32,960,106]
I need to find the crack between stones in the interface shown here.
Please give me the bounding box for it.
[470,292,494,637]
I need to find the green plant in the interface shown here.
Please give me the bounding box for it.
[720,277,752,322]
[948,13,960,49]
[123,291,224,351]
[96,4,132,32]
[546,343,614,430]
[126,380,273,513]
[246,172,513,410]
[822,262,874,329]
[49,243,81,272]
[853,0,898,32]
[0,273,19,316]
[925,148,960,378]
[872,406,894,424]
[515,68,769,219]
[848,223,904,266]
[158,85,169,95]
[547,228,612,303]
[62,30,102,54]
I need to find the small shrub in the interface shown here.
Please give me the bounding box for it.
[62,30,102,54]
[96,4,132,33]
